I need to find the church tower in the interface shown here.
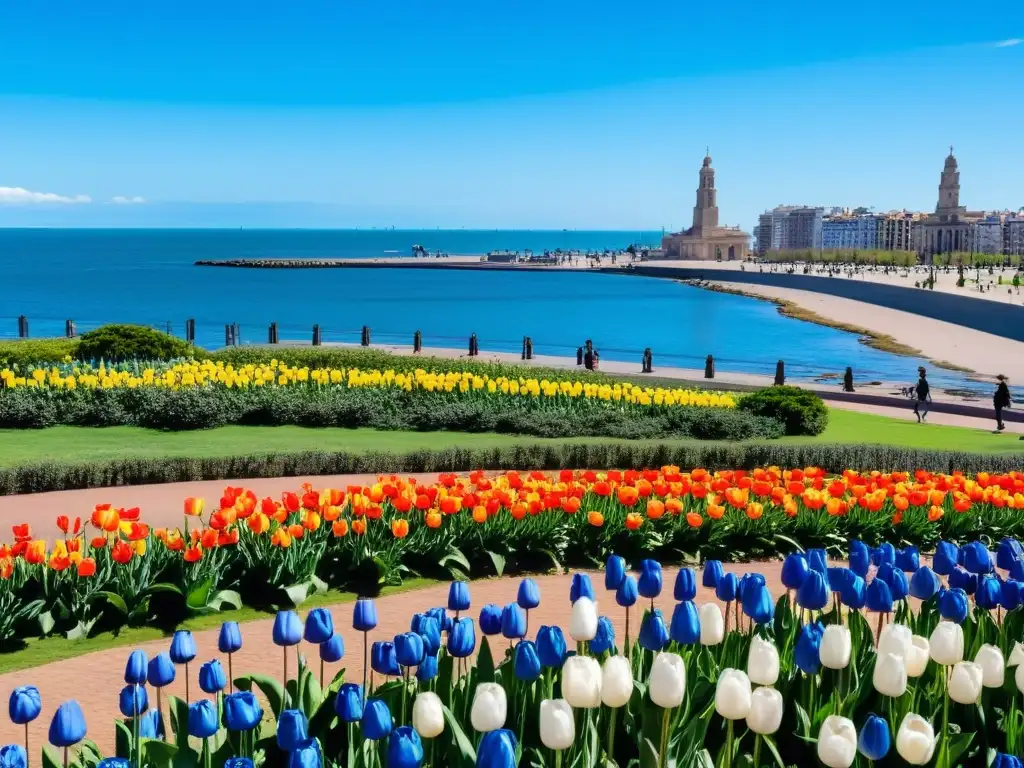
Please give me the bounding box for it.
[691,151,719,234]
[935,146,964,217]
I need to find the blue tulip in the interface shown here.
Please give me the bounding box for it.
[447,617,476,658]
[388,726,424,768]
[513,641,542,681]
[96,760,129,768]
[933,541,959,576]
[895,546,920,573]
[169,630,196,665]
[0,745,27,768]
[873,543,896,568]
[807,548,828,574]
[839,573,867,609]
[147,653,175,688]
[909,566,940,600]
[702,560,725,588]
[273,610,302,647]
[797,570,830,611]
[605,555,627,590]
[138,710,164,740]
[517,578,541,610]
[939,588,969,623]
[501,603,526,639]
[536,625,567,668]
[828,567,852,593]
[124,650,148,685]
[877,563,908,601]
[866,578,893,613]
[276,709,309,752]
[638,609,669,651]
[353,598,378,632]
[673,568,697,601]
[224,691,264,732]
[334,684,364,723]
[997,538,1023,571]
[590,616,616,655]
[742,583,775,625]
[738,573,765,602]
[716,573,738,602]
[638,559,663,599]
[615,575,638,607]
[320,634,345,663]
[448,581,471,613]
[303,608,334,645]
[794,621,824,674]
[426,607,453,634]
[570,573,595,603]
[858,714,891,760]
[223,759,255,768]
[199,659,226,694]
[118,685,147,718]
[849,540,871,578]
[218,621,243,654]
[476,729,517,768]
[670,601,700,645]
[394,632,426,668]
[371,642,401,676]
[781,553,810,590]
[288,740,322,768]
[977,575,1002,610]
[991,753,1024,768]
[1002,580,1023,611]
[1013,560,1024,582]
[416,653,438,682]
[186,700,218,739]
[949,568,978,595]
[479,604,503,635]
[8,686,41,725]
[361,698,393,741]
[962,541,993,575]
[411,614,441,654]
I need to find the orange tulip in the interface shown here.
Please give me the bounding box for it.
[391,519,410,539]
[77,557,96,577]
[746,502,763,520]
[928,505,944,522]
[111,540,133,565]
[271,528,293,548]
[510,503,527,521]
[287,524,305,539]
[12,524,31,542]
[184,497,204,517]
[303,512,322,531]
[893,494,910,511]
[332,519,350,537]
[248,512,271,534]
[826,497,847,517]
[617,486,639,507]
[184,546,203,563]
[665,498,684,516]
[425,511,442,529]
[686,512,703,528]
[587,511,604,527]
[624,513,643,531]
[646,499,665,519]
[472,506,488,524]
[707,503,725,520]
[92,506,120,532]
[25,540,47,565]
[0,560,12,580]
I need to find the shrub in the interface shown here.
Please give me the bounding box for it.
[738,386,828,436]
[75,324,199,362]
[0,338,78,367]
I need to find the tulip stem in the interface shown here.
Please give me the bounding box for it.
[203,736,212,768]
[624,607,630,660]
[362,631,369,705]
[942,667,951,768]
[24,723,28,766]
[753,734,762,767]
[282,645,288,715]
[184,661,190,705]
[658,707,671,768]
[607,706,617,761]
[63,747,68,768]
[724,718,733,768]
[320,657,325,689]
[133,699,140,768]
[228,652,234,694]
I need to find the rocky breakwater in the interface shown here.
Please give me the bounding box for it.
[194,258,356,268]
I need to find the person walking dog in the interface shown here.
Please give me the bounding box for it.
[913,367,931,423]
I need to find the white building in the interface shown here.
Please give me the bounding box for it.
[971,215,1005,255]
[755,205,824,253]
[822,212,881,250]
[1006,215,1024,256]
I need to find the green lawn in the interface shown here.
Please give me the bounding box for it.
[0,408,1020,467]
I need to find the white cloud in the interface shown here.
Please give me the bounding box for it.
[110,195,146,205]
[995,38,1022,47]
[0,186,91,204]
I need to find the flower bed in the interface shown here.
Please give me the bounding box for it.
[6,543,1024,767]
[3,468,1024,649]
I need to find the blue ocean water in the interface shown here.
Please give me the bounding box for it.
[0,228,963,387]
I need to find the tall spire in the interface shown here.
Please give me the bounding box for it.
[692,153,719,232]
[936,147,963,215]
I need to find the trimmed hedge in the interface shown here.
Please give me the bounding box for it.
[2,442,1022,496]
[738,385,829,436]
[75,324,197,362]
[0,338,78,367]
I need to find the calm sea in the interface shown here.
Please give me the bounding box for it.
[0,228,963,387]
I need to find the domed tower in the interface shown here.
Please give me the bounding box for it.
[691,150,719,234]
[935,146,965,217]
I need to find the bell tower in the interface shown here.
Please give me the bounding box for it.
[935,146,965,217]
[692,150,719,234]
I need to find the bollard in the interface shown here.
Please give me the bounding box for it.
[165,321,172,336]
[521,336,528,360]
[268,322,279,344]
[577,347,584,366]
[224,324,234,347]
[705,355,715,379]
[233,323,241,345]
[17,315,28,339]
[843,367,854,392]
[65,320,76,339]
[413,330,422,353]
[185,318,195,343]
[774,360,785,386]
[525,337,533,360]
[361,326,371,347]
[469,333,478,357]
[312,324,322,346]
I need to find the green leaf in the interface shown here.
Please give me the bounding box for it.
[236,673,286,721]
[486,550,507,577]
[37,610,56,636]
[440,549,472,576]
[140,738,180,768]
[442,704,477,766]
[41,745,63,768]
[168,695,191,749]
[762,735,786,768]
[148,582,185,596]
[65,615,101,641]
[640,737,659,768]
[211,590,242,611]
[98,590,129,615]
[185,575,215,610]
[115,719,133,758]
[284,582,312,607]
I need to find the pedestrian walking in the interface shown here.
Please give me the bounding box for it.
[994,375,1012,431]
[913,367,931,422]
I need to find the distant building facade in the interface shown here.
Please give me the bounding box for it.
[878,211,922,252]
[1007,215,1024,256]
[915,148,984,260]
[822,211,881,250]
[660,153,750,260]
[755,205,823,253]
[971,215,1005,255]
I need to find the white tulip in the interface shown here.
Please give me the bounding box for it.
[470,683,507,732]
[569,597,598,642]
[1016,663,1024,694]
[747,635,780,686]
[411,691,444,738]
[820,625,852,670]
[561,655,602,709]
[746,687,783,735]
[929,621,964,666]
[538,699,574,750]
[896,713,936,765]
[877,623,912,659]
[873,652,908,698]
[1008,641,1024,667]
[905,636,930,678]
[649,652,686,709]
[714,668,752,720]
[699,603,725,646]
[975,644,1005,688]
[816,715,857,768]
[601,655,633,708]
[948,661,984,704]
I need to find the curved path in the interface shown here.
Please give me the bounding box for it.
[0,563,788,755]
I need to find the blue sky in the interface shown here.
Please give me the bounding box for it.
[0,0,1021,230]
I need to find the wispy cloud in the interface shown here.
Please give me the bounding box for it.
[110,195,146,205]
[995,38,1022,47]
[0,186,91,204]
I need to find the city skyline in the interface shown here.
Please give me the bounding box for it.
[1,1,1022,231]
